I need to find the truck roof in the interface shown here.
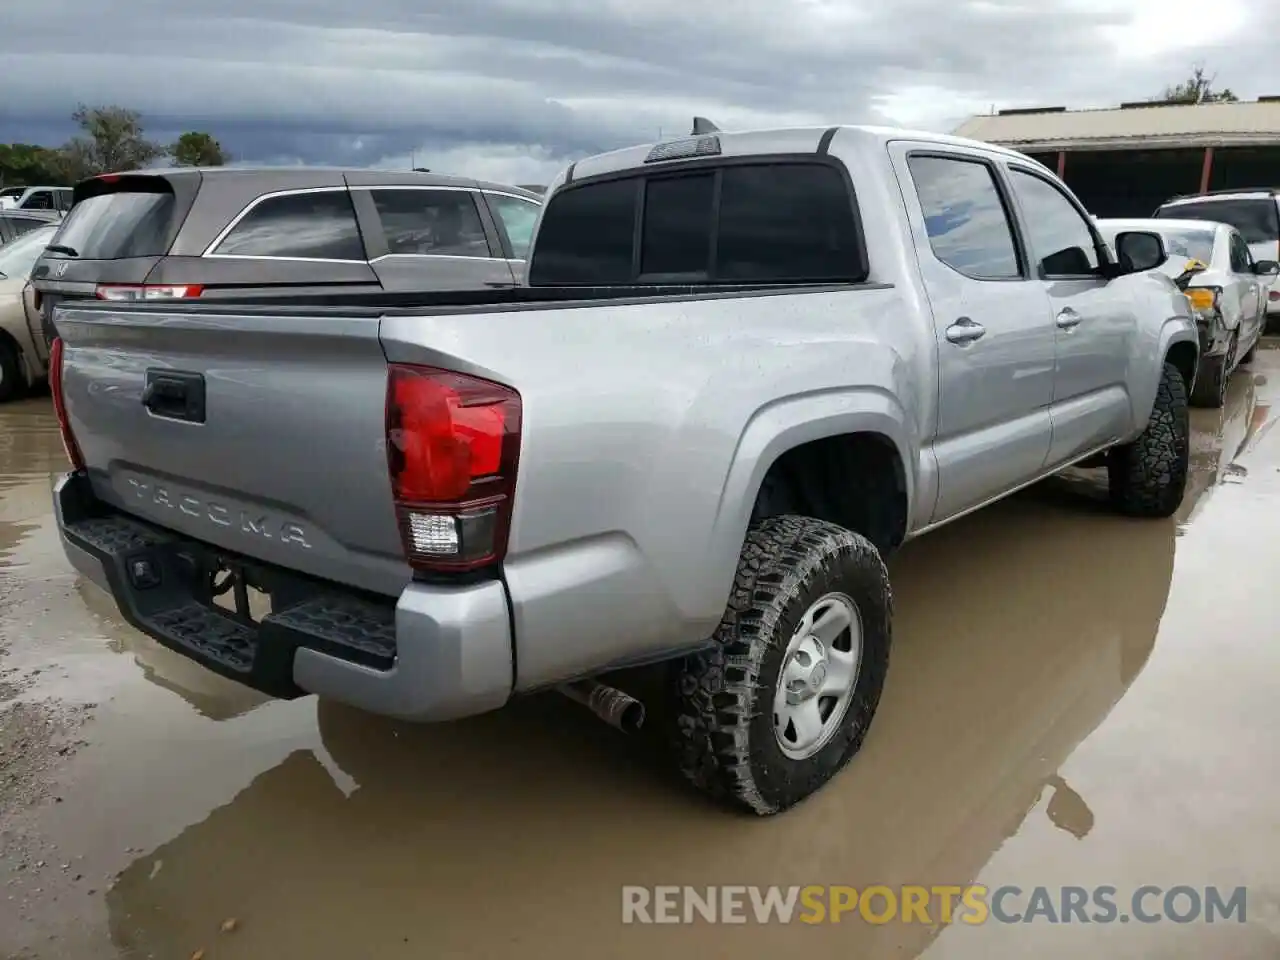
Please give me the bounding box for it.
[558,124,1039,187]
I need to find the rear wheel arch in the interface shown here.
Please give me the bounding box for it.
[750,430,910,557]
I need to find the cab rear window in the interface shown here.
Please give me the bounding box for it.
[52,181,177,260]
[529,160,866,286]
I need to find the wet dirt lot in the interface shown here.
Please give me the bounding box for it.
[3,352,1280,960]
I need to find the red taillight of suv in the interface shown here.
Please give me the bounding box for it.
[48,337,85,472]
[385,364,521,573]
[94,284,204,301]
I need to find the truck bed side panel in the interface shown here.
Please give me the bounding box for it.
[380,284,928,689]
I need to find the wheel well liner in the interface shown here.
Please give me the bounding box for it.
[750,432,908,555]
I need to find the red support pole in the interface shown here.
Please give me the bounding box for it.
[1056,151,1066,178]
[1199,146,1214,194]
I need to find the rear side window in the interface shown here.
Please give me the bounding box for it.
[52,186,176,259]
[906,155,1021,280]
[1157,199,1280,245]
[213,190,365,260]
[529,161,863,285]
[371,189,492,258]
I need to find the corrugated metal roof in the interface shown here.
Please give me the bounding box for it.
[953,100,1280,151]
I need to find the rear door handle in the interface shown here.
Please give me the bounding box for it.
[1056,308,1082,329]
[945,317,986,344]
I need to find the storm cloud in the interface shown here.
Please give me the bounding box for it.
[0,0,1272,183]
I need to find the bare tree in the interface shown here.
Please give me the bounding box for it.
[1156,64,1238,105]
[59,104,164,179]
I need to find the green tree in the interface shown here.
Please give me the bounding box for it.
[0,143,68,187]
[59,104,163,179]
[169,131,229,167]
[1157,64,1238,105]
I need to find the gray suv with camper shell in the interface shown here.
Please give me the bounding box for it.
[30,166,542,345]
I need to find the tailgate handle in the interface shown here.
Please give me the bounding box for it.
[142,370,206,424]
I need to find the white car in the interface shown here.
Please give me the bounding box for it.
[1097,217,1278,408]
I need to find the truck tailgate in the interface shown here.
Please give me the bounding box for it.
[54,305,409,598]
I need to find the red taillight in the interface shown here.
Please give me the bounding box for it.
[48,338,85,472]
[385,364,521,573]
[94,284,204,301]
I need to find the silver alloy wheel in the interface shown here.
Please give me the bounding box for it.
[772,591,863,761]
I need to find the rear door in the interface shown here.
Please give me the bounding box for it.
[356,186,518,290]
[150,187,382,298]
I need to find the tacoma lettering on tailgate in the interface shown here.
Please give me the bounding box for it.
[125,477,312,549]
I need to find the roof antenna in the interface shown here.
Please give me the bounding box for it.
[691,116,721,135]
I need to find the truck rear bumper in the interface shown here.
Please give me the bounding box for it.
[54,472,513,722]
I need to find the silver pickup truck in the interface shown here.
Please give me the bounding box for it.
[50,125,1199,816]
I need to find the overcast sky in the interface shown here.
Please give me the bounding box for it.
[0,0,1268,184]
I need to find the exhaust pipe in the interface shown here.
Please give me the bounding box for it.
[557,679,645,733]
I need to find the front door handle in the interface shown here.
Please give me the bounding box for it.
[1056,307,1082,329]
[945,317,986,344]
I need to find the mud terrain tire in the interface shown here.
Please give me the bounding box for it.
[1107,361,1190,518]
[668,515,891,816]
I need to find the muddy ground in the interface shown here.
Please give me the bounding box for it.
[3,351,1280,958]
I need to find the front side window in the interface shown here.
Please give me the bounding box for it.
[1008,168,1099,277]
[214,190,365,260]
[487,194,541,259]
[528,161,864,285]
[23,191,53,210]
[371,189,491,258]
[907,155,1020,280]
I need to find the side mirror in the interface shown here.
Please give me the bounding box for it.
[1114,230,1168,274]
[1253,259,1279,277]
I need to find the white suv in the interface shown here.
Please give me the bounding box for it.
[1154,189,1280,323]
[0,186,73,214]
